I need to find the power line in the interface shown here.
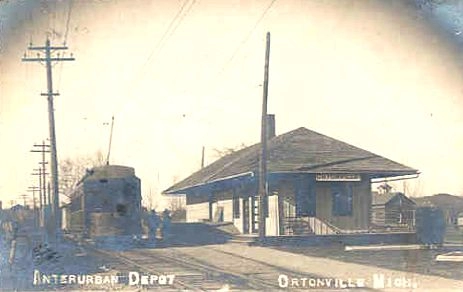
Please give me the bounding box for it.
[52,0,58,40]
[137,0,197,81]
[63,0,74,45]
[191,0,277,113]
[57,0,75,91]
[159,0,197,54]
[139,0,190,72]
[113,0,196,116]
[219,0,277,75]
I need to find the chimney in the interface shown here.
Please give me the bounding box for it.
[266,114,275,139]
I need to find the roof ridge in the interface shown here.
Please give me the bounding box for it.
[164,126,418,194]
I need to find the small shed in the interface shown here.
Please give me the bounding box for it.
[371,192,416,228]
[457,213,463,226]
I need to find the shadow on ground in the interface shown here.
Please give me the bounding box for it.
[275,244,463,281]
[151,222,235,248]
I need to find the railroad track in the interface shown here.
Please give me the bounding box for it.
[94,246,275,291]
[93,247,208,291]
[89,242,344,291]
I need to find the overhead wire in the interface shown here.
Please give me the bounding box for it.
[192,0,278,116]
[57,0,74,92]
[63,0,74,46]
[157,0,197,57]
[129,0,190,89]
[113,0,197,117]
[52,0,58,40]
[166,0,278,133]
[219,0,277,76]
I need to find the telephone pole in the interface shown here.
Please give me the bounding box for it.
[106,115,115,165]
[201,146,205,169]
[31,170,43,209]
[31,141,50,208]
[23,39,75,243]
[20,194,28,207]
[258,32,271,243]
[32,168,49,227]
[28,186,40,227]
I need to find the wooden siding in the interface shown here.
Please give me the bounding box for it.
[184,174,373,234]
[371,205,386,225]
[186,202,209,222]
[315,180,370,230]
[214,199,233,222]
[372,194,416,227]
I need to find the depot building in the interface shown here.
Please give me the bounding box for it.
[164,117,418,236]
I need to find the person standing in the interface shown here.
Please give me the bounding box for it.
[161,209,171,241]
[148,210,159,243]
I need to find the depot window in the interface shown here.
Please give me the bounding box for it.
[331,184,353,216]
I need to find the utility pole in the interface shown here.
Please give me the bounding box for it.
[28,186,40,227]
[47,182,52,214]
[201,146,205,169]
[31,141,50,205]
[27,186,40,209]
[31,141,50,208]
[30,170,44,209]
[32,168,43,210]
[23,39,75,244]
[106,115,115,165]
[258,32,271,242]
[20,194,28,207]
[32,168,49,227]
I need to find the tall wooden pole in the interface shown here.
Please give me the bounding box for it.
[106,115,115,165]
[31,141,50,208]
[201,146,205,169]
[23,39,75,244]
[259,32,271,242]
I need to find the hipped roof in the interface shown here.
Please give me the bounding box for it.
[164,127,418,194]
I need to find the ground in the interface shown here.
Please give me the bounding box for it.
[0,222,462,291]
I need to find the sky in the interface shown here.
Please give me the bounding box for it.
[1,0,463,208]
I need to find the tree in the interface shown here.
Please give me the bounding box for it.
[59,150,106,198]
[142,188,158,211]
[212,143,247,158]
[166,195,186,222]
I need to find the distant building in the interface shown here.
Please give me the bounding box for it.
[164,121,418,236]
[457,213,463,226]
[10,204,26,212]
[371,192,416,229]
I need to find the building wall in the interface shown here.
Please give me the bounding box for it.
[385,200,415,226]
[315,180,370,230]
[275,177,371,232]
[214,199,233,222]
[183,174,372,234]
[186,202,209,222]
[371,205,386,225]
